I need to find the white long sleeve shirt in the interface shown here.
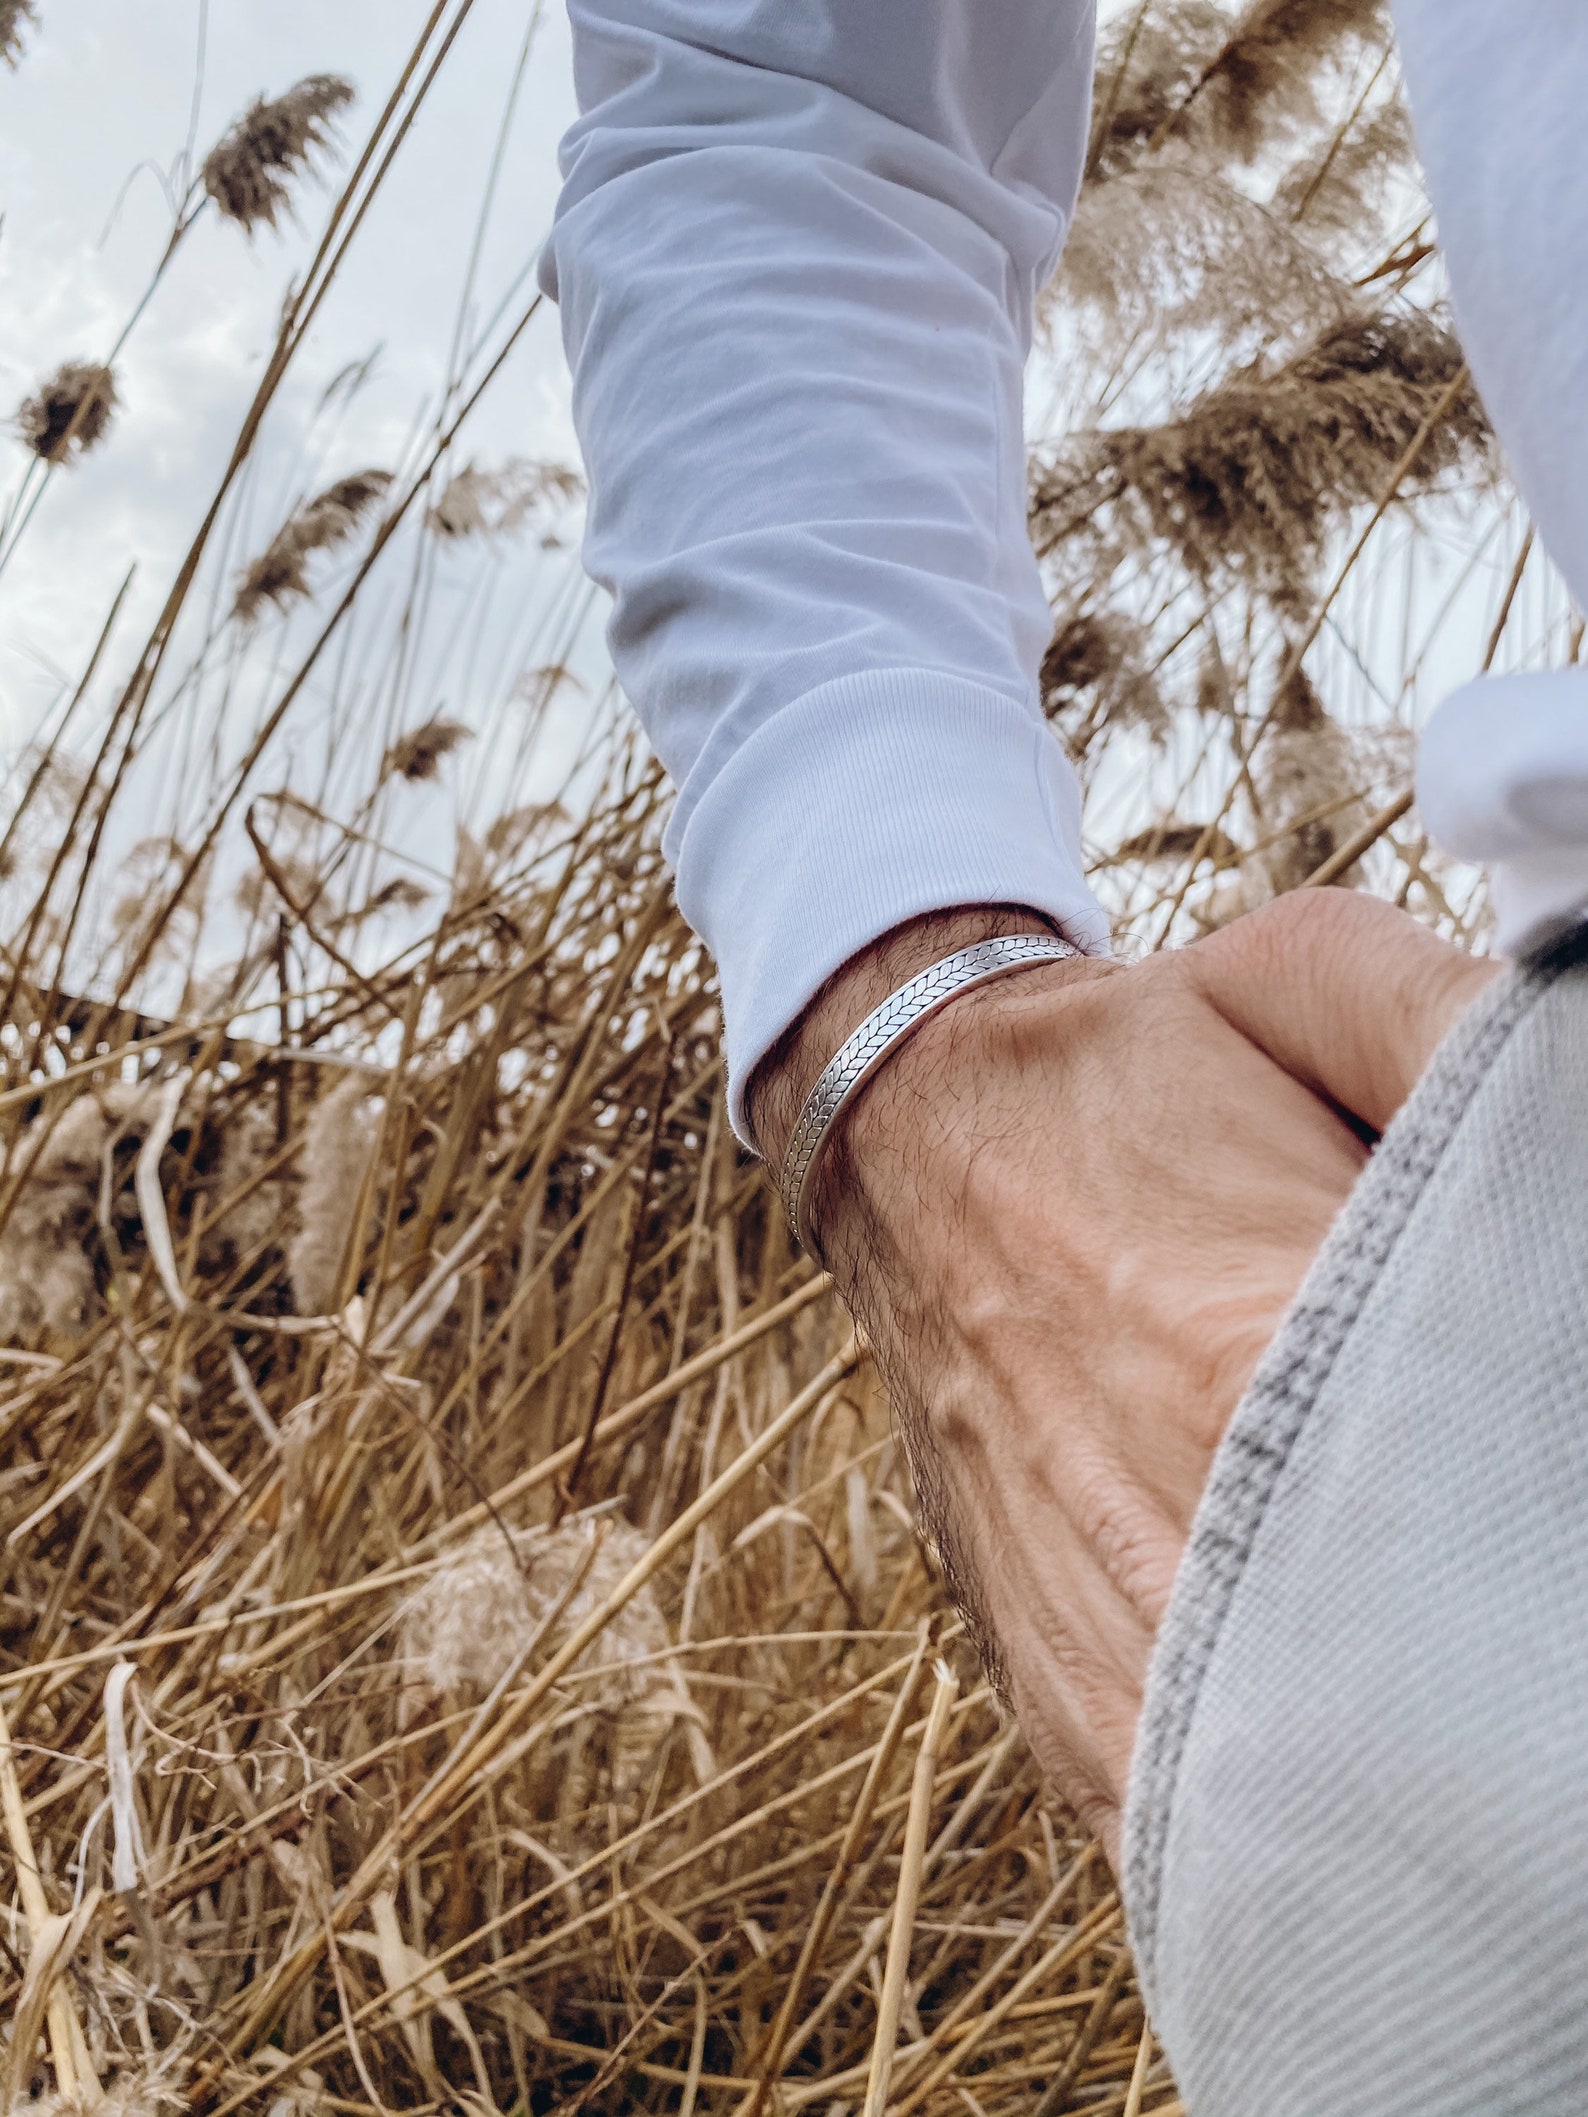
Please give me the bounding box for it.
[540,0,1588,1139]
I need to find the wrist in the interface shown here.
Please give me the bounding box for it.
[748,906,1069,1170]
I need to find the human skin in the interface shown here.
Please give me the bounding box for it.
[749,890,1499,1860]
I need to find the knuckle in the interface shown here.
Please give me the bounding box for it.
[1197,881,1394,983]
[1250,881,1368,952]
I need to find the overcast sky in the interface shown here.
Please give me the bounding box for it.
[0,1,588,757]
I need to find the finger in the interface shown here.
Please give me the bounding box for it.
[1182,890,1500,1134]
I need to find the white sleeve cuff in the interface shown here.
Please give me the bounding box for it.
[662,667,1111,1142]
[1417,670,1588,961]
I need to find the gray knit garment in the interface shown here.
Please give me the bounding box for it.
[1122,934,1588,2117]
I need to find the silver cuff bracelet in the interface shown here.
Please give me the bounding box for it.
[778,932,1081,1256]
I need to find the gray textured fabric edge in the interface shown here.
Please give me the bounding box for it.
[1120,952,1549,1967]
[1121,927,1588,2114]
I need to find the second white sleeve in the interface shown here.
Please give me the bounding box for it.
[1403,0,1588,960]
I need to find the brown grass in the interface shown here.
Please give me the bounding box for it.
[0,827,1148,2110]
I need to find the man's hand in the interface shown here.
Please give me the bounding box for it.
[750,891,1498,1860]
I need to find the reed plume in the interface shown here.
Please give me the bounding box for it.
[201,74,355,233]
[1194,0,1389,159]
[0,1087,150,1340]
[1034,311,1490,607]
[232,468,389,622]
[1094,0,1388,177]
[1112,821,1242,868]
[345,873,431,922]
[1041,610,1167,754]
[380,716,473,785]
[1275,93,1413,237]
[15,360,117,463]
[22,2080,184,2117]
[286,1073,377,1315]
[403,1515,715,1818]
[0,0,35,69]
[1254,666,1369,890]
[427,457,583,540]
[1059,159,1351,371]
[1068,0,1407,371]
[1089,0,1231,180]
[484,798,569,861]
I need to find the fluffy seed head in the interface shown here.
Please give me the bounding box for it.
[397,1518,709,1802]
[1111,820,1242,869]
[1034,311,1491,612]
[202,75,355,234]
[1040,610,1167,752]
[1090,0,1387,178]
[400,1518,667,1704]
[380,716,473,785]
[1256,666,1367,890]
[232,468,390,624]
[286,1073,378,1316]
[483,800,569,863]
[1196,0,1389,161]
[16,361,118,463]
[348,874,432,923]
[24,2071,186,2117]
[426,459,583,541]
[1058,159,1350,368]
[200,1102,287,1268]
[1,0,37,69]
[0,1086,156,1341]
[1088,0,1231,180]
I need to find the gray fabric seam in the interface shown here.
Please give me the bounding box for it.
[1120,944,1574,1999]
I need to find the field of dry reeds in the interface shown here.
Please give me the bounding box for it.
[0,3,1569,2112]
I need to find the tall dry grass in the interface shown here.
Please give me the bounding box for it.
[0,2,1571,2112]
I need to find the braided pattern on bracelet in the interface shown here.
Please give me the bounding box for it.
[779,933,1080,1256]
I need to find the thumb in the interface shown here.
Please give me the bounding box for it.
[1183,890,1501,1136]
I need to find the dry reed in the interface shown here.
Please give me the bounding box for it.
[0,752,1157,2110]
[426,460,584,542]
[232,471,391,625]
[1034,311,1490,609]
[201,77,356,235]
[1189,0,1389,159]
[15,363,118,465]
[380,719,474,787]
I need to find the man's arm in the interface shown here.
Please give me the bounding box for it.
[539,0,1108,1137]
[541,0,1495,1850]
